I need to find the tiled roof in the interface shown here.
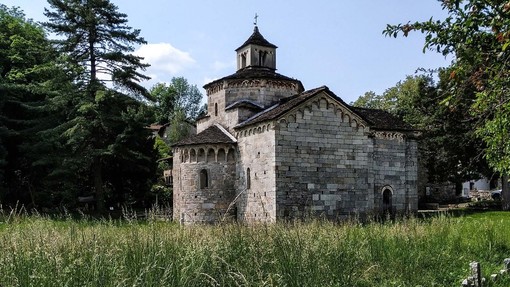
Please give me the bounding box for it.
[203,67,303,91]
[235,86,413,132]
[173,124,236,147]
[236,26,277,51]
[350,107,413,131]
[225,100,265,111]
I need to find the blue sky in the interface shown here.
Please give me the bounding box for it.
[4,0,452,103]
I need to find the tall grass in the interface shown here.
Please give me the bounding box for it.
[0,212,509,286]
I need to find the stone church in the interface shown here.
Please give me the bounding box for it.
[172,26,419,224]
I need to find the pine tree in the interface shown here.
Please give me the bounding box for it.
[44,0,155,212]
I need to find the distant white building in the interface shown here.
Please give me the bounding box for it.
[462,178,491,196]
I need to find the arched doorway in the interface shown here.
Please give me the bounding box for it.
[381,186,393,214]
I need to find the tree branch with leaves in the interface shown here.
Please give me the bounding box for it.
[384,0,510,209]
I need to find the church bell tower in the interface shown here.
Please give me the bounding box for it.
[235,25,277,71]
[199,22,303,133]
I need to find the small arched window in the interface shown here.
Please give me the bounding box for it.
[217,148,226,162]
[241,53,247,68]
[214,103,218,116]
[258,50,267,66]
[246,168,251,189]
[200,169,208,189]
[227,148,235,162]
[197,148,205,162]
[190,149,196,162]
[207,148,215,162]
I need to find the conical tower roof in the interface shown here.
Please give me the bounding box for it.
[236,26,277,51]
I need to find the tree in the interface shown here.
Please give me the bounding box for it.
[148,77,206,207]
[384,0,510,209]
[0,4,64,206]
[352,91,382,110]
[151,77,205,124]
[44,0,155,211]
[44,0,150,97]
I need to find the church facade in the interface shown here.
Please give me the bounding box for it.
[172,26,419,224]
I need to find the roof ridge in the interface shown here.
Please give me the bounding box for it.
[235,86,330,129]
[225,99,265,110]
[235,102,280,128]
[172,124,237,147]
[214,124,237,143]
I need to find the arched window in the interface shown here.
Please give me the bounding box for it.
[241,53,247,68]
[200,169,208,189]
[217,148,226,162]
[183,149,189,162]
[214,103,218,117]
[246,168,251,189]
[227,148,235,162]
[190,149,196,162]
[197,148,205,162]
[258,50,267,66]
[207,148,215,162]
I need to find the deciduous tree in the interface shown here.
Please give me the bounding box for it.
[384,0,510,208]
[151,77,205,125]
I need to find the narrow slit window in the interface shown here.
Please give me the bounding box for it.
[246,168,251,189]
[241,54,247,68]
[200,169,208,189]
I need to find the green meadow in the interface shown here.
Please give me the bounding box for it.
[0,211,509,287]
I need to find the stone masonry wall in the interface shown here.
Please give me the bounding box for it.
[172,144,236,224]
[198,90,226,133]
[372,136,418,213]
[235,123,276,223]
[274,95,375,220]
[405,140,419,210]
[224,84,299,109]
[199,83,300,134]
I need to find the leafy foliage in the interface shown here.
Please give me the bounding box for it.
[151,77,205,124]
[384,0,510,208]
[148,77,206,206]
[0,4,65,206]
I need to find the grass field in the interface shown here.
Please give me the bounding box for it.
[0,211,509,286]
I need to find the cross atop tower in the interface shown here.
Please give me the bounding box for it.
[236,20,277,71]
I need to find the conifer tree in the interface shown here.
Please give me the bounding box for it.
[44,0,155,211]
[0,4,63,206]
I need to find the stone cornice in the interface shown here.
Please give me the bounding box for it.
[206,78,301,96]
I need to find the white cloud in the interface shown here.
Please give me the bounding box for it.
[134,43,195,75]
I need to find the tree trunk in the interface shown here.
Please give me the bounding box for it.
[502,175,510,211]
[93,157,105,212]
